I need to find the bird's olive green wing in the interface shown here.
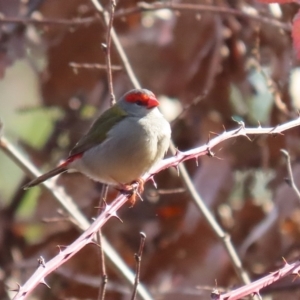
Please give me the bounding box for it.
[69,105,128,156]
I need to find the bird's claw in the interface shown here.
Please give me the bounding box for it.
[117,178,145,206]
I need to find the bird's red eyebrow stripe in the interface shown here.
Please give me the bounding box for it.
[125,92,159,108]
[125,93,150,104]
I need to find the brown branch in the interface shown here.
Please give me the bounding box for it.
[90,0,140,88]
[69,62,122,71]
[281,149,300,202]
[97,185,109,300]
[131,232,146,300]
[115,1,291,31]
[103,0,116,105]
[0,15,100,26]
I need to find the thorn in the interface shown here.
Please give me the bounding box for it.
[40,278,51,289]
[209,131,220,137]
[195,156,199,167]
[175,165,179,176]
[282,257,289,266]
[149,176,157,189]
[257,120,261,128]
[207,148,215,157]
[269,125,283,136]
[222,124,226,133]
[243,134,252,142]
[37,256,46,268]
[253,290,262,300]
[109,211,123,223]
[56,245,67,253]
[136,191,144,202]
[214,155,224,161]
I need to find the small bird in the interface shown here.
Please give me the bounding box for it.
[23,89,171,201]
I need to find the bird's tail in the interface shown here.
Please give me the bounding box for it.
[23,165,68,190]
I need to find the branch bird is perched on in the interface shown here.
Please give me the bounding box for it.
[23,89,171,202]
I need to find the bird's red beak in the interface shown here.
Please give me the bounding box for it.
[147,96,159,109]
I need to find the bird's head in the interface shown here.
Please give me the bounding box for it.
[118,89,160,116]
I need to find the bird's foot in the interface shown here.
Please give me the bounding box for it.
[117,178,145,206]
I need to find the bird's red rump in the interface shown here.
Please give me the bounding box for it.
[125,91,159,108]
[60,152,83,167]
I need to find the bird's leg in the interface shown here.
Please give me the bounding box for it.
[116,178,145,206]
[133,178,145,194]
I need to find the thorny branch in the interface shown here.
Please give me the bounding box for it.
[10,117,300,300]
[216,259,300,300]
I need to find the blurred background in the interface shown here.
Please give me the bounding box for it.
[1,0,300,299]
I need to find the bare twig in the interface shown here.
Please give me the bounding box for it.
[105,0,116,105]
[97,185,109,300]
[90,0,140,88]
[158,187,185,194]
[69,62,122,71]
[131,232,146,300]
[115,1,291,31]
[97,0,116,106]
[280,149,300,202]
[0,15,100,26]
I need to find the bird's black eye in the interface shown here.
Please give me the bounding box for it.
[136,100,143,106]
